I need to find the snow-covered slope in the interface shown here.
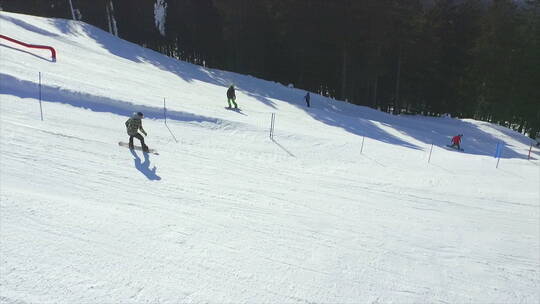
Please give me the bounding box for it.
[1,11,539,303]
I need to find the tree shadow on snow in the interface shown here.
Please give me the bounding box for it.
[130,149,161,181]
[48,18,280,109]
[0,73,222,125]
[59,20,221,86]
[397,116,535,159]
[2,15,61,38]
[306,105,422,150]
[290,92,534,159]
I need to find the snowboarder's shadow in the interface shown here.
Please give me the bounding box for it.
[224,107,247,116]
[130,149,161,181]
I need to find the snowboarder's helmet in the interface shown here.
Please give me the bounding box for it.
[137,112,144,118]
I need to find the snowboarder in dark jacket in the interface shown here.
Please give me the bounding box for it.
[125,112,149,152]
[450,134,463,150]
[305,92,311,107]
[226,85,238,109]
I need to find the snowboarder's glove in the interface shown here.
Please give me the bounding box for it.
[142,131,147,136]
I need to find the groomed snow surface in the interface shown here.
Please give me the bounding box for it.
[1,11,539,303]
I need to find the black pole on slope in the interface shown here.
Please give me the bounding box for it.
[495,142,503,168]
[163,97,178,143]
[39,72,43,121]
[270,113,275,139]
[428,143,434,163]
[164,97,167,123]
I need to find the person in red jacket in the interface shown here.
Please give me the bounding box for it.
[450,134,463,150]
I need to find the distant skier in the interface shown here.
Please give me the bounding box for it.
[304,92,310,107]
[449,134,463,150]
[226,85,238,109]
[125,112,149,152]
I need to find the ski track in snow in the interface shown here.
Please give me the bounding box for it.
[0,11,539,304]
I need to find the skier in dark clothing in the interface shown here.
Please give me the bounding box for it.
[125,112,149,152]
[305,92,310,107]
[450,134,463,150]
[226,85,238,109]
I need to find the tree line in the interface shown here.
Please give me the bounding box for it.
[2,0,539,138]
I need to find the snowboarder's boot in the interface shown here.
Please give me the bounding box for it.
[142,145,150,153]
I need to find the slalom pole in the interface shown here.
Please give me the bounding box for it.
[162,97,178,142]
[272,113,275,138]
[494,143,502,158]
[360,136,365,153]
[39,72,43,121]
[163,97,167,123]
[496,142,502,168]
[528,142,533,160]
[269,114,272,138]
[428,143,434,163]
[270,113,275,138]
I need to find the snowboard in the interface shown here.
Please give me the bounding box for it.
[446,145,464,152]
[224,106,241,111]
[118,142,159,155]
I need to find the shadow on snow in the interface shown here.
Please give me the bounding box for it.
[130,149,161,181]
[48,18,279,109]
[0,73,222,125]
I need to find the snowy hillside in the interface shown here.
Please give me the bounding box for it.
[1,11,539,303]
